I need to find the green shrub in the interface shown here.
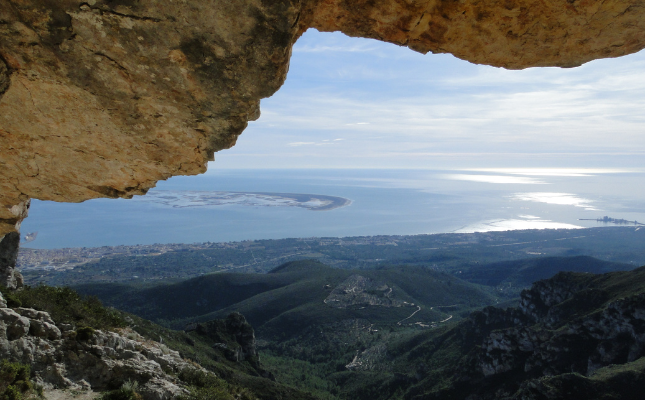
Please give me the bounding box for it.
[178,369,219,388]
[99,380,142,400]
[0,362,29,384]
[1,385,22,400]
[2,292,21,308]
[0,361,39,400]
[177,369,254,400]
[0,285,125,330]
[12,381,31,394]
[76,326,96,341]
[180,386,236,400]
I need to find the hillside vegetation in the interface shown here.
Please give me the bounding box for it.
[68,255,645,399]
[455,255,633,298]
[348,266,645,399]
[74,260,499,334]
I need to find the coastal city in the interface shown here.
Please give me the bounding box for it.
[17,235,408,273]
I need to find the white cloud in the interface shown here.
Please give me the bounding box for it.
[217,30,645,169]
[287,142,316,147]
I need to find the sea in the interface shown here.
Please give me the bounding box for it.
[19,168,645,249]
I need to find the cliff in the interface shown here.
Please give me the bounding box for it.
[407,267,645,399]
[190,312,261,367]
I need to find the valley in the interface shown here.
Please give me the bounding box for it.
[65,256,645,400]
[5,227,645,399]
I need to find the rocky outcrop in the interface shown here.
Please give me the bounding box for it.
[474,273,645,381]
[410,270,645,400]
[0,305,208,400]
[345,343,388,371]
[302,0,645,69]
[513,358,645,400]
[194,312,259,366]
[517,272,598,324]
[0,0,298,224]
[0,231,23,289]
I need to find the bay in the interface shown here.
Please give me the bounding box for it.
[19,168,645,249]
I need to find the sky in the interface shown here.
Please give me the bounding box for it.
[210,29,645,171]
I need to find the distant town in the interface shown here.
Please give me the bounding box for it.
[17,235,404,273]
[16,227,645,285]
[578,216,644,226]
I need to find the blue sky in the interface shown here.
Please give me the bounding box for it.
[215,29,645,170]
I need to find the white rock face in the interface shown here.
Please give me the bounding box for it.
[0,306,208,400]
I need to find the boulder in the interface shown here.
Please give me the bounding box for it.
[0,307,30,340]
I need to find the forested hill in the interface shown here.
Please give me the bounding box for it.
[74,254,634,330]
[74,260,498,333]
[457,255,632,287]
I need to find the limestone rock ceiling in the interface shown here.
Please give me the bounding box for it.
[1,0,644,237]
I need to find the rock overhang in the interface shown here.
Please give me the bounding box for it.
[1,0,644,239]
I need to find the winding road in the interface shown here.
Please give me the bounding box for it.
[397,306,422,325]
[397,304,454,326]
